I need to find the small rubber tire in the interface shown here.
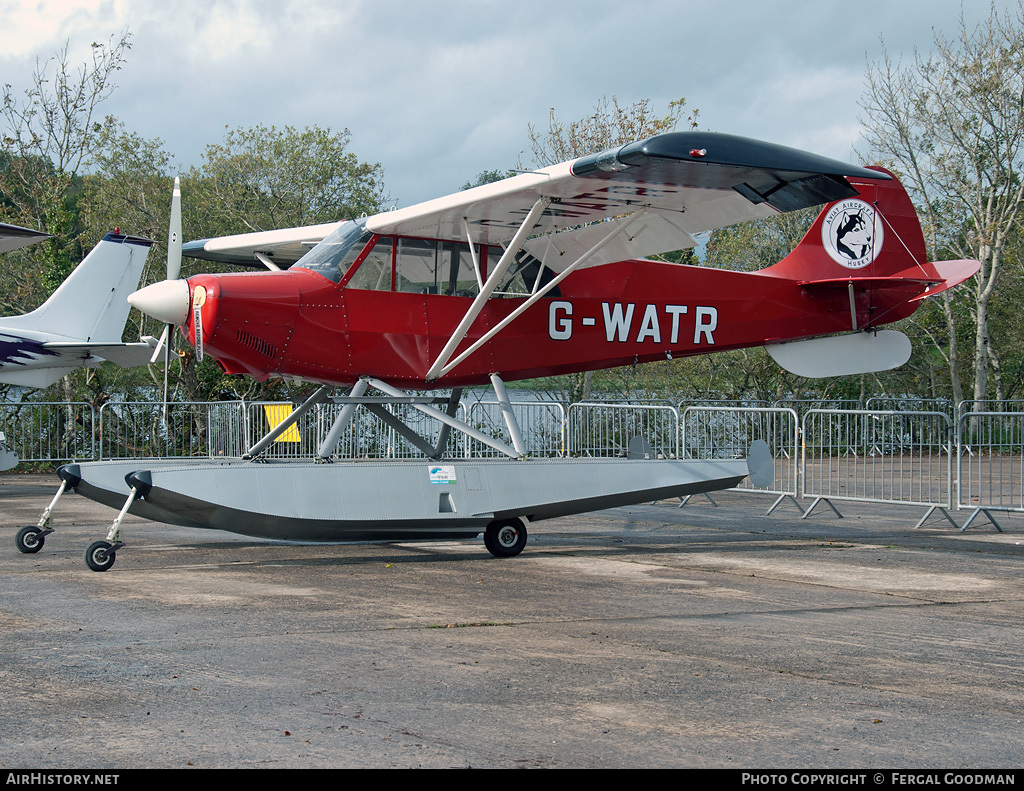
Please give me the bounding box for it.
[84,540,116,572]
[484,519,528,558]
[16,526,44,554]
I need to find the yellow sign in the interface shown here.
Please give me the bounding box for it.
[264,404,301,443]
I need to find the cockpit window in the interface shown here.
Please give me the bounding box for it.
[295,219,372,284]
[346,236,393,291]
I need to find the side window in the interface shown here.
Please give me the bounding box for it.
[346,236,393,291]
[384,238,549,298]
[397,239,440,293]
[486,246,560,298]
[489,246,529,297]
[440,242,480,297]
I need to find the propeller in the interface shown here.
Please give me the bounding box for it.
[147,176,183,363]
[129,177,187,423]
[160,177,182,422]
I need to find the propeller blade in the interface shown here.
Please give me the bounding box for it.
[149,324,169,364]
[166,176,182,281]
[161,331,171,426]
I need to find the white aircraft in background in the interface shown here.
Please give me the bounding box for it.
[0,223,156,470]
[0,224,156,389]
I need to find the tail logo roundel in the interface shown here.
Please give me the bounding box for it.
[821,199,884,269]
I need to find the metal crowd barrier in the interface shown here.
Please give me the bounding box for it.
[0,401,95,463]
[99,400,246,459]
[773,398,862,415]
[467,400,566,458]
[6,397,1024,534]
[956,411,1024,531]
[865,396,955,417]
[681,406,799,509]
[567,402,679,458]
[800,409,954,524]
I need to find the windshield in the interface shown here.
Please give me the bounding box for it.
[295,219,372,283]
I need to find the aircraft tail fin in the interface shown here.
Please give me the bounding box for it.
[759,169,979,378]
[763,167,936,283]
[762,167,978,325]
[2,232,153,342]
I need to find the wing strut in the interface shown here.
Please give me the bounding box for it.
[431,208,649,380]
[425,197,550,381]
[461,218,484,290]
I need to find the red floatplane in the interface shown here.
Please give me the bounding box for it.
[20,132,978,570]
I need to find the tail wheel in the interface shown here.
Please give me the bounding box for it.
[484,518,528,558]
[16,526,44,554]
[84,540,116,572]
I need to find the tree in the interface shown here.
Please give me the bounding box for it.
[524,96,700,170]
[462,169,516,190]
[0,33,132,297]
[523,95,697,169]
[860,4,1024,405]
[187,124,386,238]
[83,117,175,245]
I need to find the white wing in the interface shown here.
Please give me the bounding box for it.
[182,131,889,267]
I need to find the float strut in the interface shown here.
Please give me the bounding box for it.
[317,380,369,460]
[490,374,527,457]
[245,385,332,459]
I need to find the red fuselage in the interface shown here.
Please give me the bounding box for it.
[180,253,924,390]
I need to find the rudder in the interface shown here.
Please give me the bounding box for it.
[2,232,153,342]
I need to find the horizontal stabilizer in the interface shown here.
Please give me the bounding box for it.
[41,340,158,368]
[0,366,78,388]
[0,222,50,254]
[909,259,980,302]
[766,330,911,378]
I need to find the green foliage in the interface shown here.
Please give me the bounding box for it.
[187,124,386,237]
[461,169,517,190]
[1,33,131,301]
[861,3,1024,402]
[524,95,698,167]
[703,208,816,272]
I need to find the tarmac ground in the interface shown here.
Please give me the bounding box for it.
[1,472,1022,769]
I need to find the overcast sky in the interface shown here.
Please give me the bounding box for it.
[1,0,1018,210]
